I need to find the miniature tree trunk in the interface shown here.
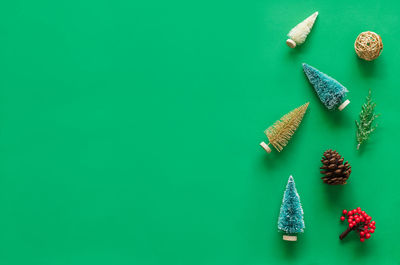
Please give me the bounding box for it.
[260,141,271,153]
[283,235,297,241]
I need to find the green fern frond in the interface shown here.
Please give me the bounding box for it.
[355,89,380,150]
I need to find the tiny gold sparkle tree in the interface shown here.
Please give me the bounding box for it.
[260,102,309,153]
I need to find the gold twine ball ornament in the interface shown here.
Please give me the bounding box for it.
[354,31,383,61]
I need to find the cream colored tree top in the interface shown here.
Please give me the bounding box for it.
[287,11,318,46]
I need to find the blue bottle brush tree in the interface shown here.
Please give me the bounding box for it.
[278,175,305,241]
[303,63,350,111]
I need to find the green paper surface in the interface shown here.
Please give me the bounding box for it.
[0,0,397,264]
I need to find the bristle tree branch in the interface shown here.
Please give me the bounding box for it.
[355,89,379,150]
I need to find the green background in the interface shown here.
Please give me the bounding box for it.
[0,0,398,264]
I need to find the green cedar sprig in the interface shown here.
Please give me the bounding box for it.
[355,89,380,150]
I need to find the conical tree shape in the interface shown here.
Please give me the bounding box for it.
[278,175,305,241]
[260,102,309,153]
[303,63,350,111]
[286,11,318,48]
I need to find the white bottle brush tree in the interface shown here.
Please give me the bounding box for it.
[286,11,318,48]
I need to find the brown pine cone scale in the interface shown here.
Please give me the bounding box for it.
[320,149,351,185]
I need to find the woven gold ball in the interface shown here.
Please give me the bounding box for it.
[354,31,383,61]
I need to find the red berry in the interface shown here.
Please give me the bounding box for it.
[361,211,366,215]
[352,221,357,226]
[371,221,376,225]
[360,217,365,222]
[370,229,375,234]
[360,237,365,242]
[349,223,354,228]
[366,216,372,221]
[343,209,347,215]
[360,231,365,237]
[369,223,374,228]
[357,207,361,211]
[340,216,345,221]
[355,218,360,223]
[364,225,368,230]
[348,211,353,216]
[365,233,371,239]
[348,219,352,223]
[372,226,376,229]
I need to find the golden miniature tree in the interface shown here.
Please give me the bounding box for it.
[260,102,309,153]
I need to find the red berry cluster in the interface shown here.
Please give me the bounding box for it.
[340,207,376,242]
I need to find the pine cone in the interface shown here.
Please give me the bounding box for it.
[320,149,351,185]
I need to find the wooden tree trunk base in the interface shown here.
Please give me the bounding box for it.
[338,99,350,111]
[286,39,297,48]
[283,235,297,241]
[260,142,272,153]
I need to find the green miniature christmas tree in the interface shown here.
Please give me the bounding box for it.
[303,63,350,111]
[278,175,305,241]
[356,89,379,150]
